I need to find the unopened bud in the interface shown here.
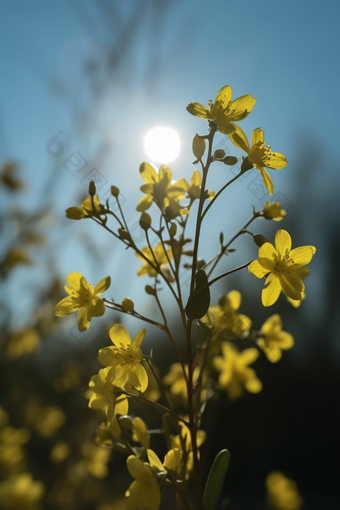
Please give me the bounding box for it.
[192,134,206,161]
[145,285,156,296]
[111,185,120,197]
[169,222,177,238]
[223,156,238,166]
[213,149,226,160]
[254,234,268,247]
[139,212,151,231]
[196,258,206,270]
[118,415,134,430]
[118,228,130,241]
[122,297,134,312]
[89,180,97,197]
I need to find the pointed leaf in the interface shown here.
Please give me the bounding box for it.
[203,449,230,510]
[185,270,210,320]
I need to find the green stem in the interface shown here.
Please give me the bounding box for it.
[201,170,242,221]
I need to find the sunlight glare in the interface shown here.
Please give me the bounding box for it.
[144,127,180,163]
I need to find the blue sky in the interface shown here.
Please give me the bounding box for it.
[1,0,339,347]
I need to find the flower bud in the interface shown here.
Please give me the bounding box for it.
[213,149,226,160]
[223,156,238,166]
[169,222,177,238]
[139,212,151,231]
[118,228,131,241]
[118,415,134,430]
[192,134,206,161]
[88,180,97,197]
[254,234,268,247]
[145,285,156,296]
[122,297,134,313]
[111,185,120,197]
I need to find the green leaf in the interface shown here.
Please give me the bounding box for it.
[185,270,210,320]
[203,449,230,510]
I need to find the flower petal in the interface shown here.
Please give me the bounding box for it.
[67,272,84,290]
[238,347,259,366]
[262,273,281,307]
[147,449,164,471]
[251,128,264,146]
[139,162,158,184]
[109,324,131,348]
[228,124,250,153]
[289,246,316,266]
[280,272,304,300]
[259,168,274,195]
[136,194,153,212]
[261,314,282,335]
[249,259,270,278]
[131,329,146,349]
[55,297,79,316]
[127,456,149,481]
[259,242,276,260]
[230,94,256,121]
[245,376,262,393]
[77,306,91,331]
[132,363,148,392]
[159,165,172,186]
[267,152,287,170]
[186,102,209,119]
[89,298,105,317]
[215,85,232,107]
[94,276,111,295]
[163,448,181,470]
[227,290,241,311]
[275,229,292,255]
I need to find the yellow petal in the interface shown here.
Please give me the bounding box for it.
[67,272,84,290]
[262,273,281,307]
[238,347,259,366]
[147,449,164,471]
[186,102,210,119]
[276,331,294,349]
[109,324,131,348]
[249,260,270,278]
[289,246,316,266]
[55,297,79,316]
[251,128,264,146]
[280,272,304,300]
[65,206,85,220]
[259,168,274,195]
[132,363,148,392]
[131,329,147,350]
[259,242,276,260]
[228,124,250,153]
[140,183,154,194]
[140,162,158,184]
[190,169,201,187]
[245,376,262,393]
[115,395,129,416]
[127,456,149,480]
[163,448,181,470]
[275,229,292,255]
[159,164,172,185]
[94,276,111,295]
[77,306,91,331]
[260,343,282,363]
[267,152,287,170]
[136,194,153,212]
[261,314,282,335]
[215,85,232,107]
[230,94,256,121]
[227,290,241,311]
[89,299,105,317]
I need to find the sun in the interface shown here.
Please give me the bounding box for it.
[144,127,180,164]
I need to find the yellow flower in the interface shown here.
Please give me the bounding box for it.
[257,315,294,363]
[88,367,129,422]
[136,163,187,212]
[229,126,287,195]
[6,328,40,359]
[65,195,102,220]
[132,417,149,449]
[50,442,69,464]
[248,229,316,307]
[0,425,30,475]
[125,455,161,510]
[147,448,181,472]
[201,291,252,337]
[266,471,303,510]
[0,473,44,510]
[81,442,111,478]
[181,170,215,202]
[136,242,173,279]
[163,363,199,402]
[286,266,310,307]
[186,85,256,135]
[55,272,111,331]
[170,422,206,479]
[25,403,65,437]
[99,325,148,393]
[262,200,287,221]
[213,342,262,400]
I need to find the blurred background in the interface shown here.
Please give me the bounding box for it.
[0,0,339,509]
